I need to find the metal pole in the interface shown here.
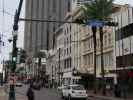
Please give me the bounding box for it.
[38,57,41,80]
[9,0,23,100]
[58,48,61,86]
[52,65,54,88]
[92,26,97,94]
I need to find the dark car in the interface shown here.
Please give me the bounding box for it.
[32,81,42,90]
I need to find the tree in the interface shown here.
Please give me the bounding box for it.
[36,51,46,78]
[83,0,114,95]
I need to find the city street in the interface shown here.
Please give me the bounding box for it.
[1,0,133,100]
[1,84,130,100]
[14,85,105,100]
[4,84,62,100]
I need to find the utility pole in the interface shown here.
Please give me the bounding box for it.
[9,0,23,100]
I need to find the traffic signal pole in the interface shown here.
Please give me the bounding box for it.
[9,0,23,100]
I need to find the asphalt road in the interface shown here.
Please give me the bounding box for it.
[14,85,61,100]
[33,87,104,100]
[11,85,107,100]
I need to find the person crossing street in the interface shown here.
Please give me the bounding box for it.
[26,85,35,100]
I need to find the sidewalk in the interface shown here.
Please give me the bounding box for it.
[87,90,133,100]
[0,86,6,100]
[2,84,27,100]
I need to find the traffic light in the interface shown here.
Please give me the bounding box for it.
[12,57,17,62]
[104,21,118,27]
[11,56,17,72]
[11,47,18,71]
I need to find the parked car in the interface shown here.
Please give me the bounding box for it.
[57,84,67,93]
[62,84,88,100]
[15,82,23,87]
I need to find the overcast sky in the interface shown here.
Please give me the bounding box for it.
[0,0,133,71]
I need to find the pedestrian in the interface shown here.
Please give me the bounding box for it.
[114,84,121,97]
[26,85,35,100]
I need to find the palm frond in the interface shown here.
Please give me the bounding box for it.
[83,0,114,21]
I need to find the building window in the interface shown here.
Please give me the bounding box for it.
[70,46,71,54]
[108,33,112,45]
[64,30,66,35]
[67,48,69,55]
[70,58,72,68]
[109,52,113,66]
[64,39,66,46]
[104,34,107,47]
[52,0,56,12]
[97,39,100,49]
[67,38,69,45]
[88,55,90,65]
[64,49,66,56]
[84,56,87,65]
[70,25,71,32]
[90,54,93,64]
[70,35,71,44]
[64,60,66,69]
[67,59,69,68]
[90,39,93,49]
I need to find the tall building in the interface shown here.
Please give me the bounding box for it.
[45,0,92,86]
[24,0,72,57]
[71,0,91,11]
[114,4,133,96]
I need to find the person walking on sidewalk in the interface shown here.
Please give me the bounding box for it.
[26,85,35,100]
[114,84,121,97]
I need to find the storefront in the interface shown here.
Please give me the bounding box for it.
[72,68,94,89]
[117,69,133,97]
[62,71,81,85]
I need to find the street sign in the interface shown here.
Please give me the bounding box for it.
[86,20,104,27]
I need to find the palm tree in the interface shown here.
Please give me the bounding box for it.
[83,0,114,95]
[36,51,46,79]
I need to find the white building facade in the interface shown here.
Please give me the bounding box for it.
[113,4,133,95]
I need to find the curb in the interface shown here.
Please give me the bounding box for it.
[93,96,115,100]
[88,95,113,100]
[88,95,132,100]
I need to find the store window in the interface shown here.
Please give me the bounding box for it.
[104,34,107,47]
[108,33,112,45]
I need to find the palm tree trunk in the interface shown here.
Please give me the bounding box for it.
[99,27,106,95]
[92,26,97,94]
